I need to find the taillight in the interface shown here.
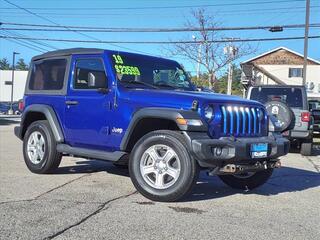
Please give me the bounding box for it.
[18,100,25,112]
[301,112,310,122]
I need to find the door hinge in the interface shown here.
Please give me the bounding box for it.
[102,126,110,135]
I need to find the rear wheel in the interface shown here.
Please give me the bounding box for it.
[300,140,313,156]
[23,120,62,174]
[219,169,273,190]
[129,130,199,202]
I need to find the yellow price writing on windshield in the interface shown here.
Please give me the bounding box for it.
[112,54,124,64]
[115,65,140,76]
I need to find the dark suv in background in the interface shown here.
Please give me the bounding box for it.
[247,85,313,156]
[308,100,320,133]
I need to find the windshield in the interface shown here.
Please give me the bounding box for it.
[250,87,304,109]
[110,53,194,90]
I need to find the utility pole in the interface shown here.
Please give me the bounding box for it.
[302,0,310,86]
[227,62,233,95]
[224,45,238,95]
[192,35,202,80]
[9,51,20,115]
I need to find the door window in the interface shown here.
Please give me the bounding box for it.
[74,58,107,89]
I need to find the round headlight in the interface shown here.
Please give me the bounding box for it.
[204,106,214,121]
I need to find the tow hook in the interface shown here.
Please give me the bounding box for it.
[208,160,281,176]
[272,160,281,168]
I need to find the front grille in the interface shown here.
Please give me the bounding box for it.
[220,105,266,137]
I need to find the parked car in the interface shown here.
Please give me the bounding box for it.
[308,100,320,133]
[0,101,22,115]
[0,102,9,114]
[14,48,289,202]
[247,85,313,156]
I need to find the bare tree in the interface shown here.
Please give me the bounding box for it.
[166,9,255,89]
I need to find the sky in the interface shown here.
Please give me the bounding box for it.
[0,0,319,75]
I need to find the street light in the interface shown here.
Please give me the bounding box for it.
[8,51,20,115]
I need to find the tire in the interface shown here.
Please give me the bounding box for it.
[265,100,294,132]
[129,130,199,202]
[219,169,273,190]
[301,141,313,156]
[23,120,62,174]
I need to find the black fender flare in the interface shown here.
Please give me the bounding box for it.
[20,104,64,142]
[120,107,207,151]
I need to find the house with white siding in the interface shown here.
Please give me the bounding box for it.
[241,47,320,100]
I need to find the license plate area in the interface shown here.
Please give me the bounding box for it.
[250,143,268,158]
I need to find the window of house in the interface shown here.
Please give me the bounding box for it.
[29,59,67,90]
[288,68,303,78]
[74,59,107,89]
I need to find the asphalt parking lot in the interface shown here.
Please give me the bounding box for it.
[0,120,319,240]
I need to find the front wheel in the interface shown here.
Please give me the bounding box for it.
[23,120,62,174]
[219,169,273,190]
[129,130,199,202]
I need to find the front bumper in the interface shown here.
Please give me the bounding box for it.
[184,132,290,168]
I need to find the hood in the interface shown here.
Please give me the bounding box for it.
[118,87,263,109]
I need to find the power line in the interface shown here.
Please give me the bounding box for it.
[1,30,50,52]
[0,32,45,53]
[1,22,319,33]
[1,35,319,44]
[2,8,318,19]
[1,5,318,15]
[1,0,61,50]
[1,0,154,56]
[1,0,99,41]
[1,30,58,51]
[0,0,306,10]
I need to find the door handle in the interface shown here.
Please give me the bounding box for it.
[65,100,78,105]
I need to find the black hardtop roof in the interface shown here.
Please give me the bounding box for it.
[32,48,105,61]
[31,48,177,63]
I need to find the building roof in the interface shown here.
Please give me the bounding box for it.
[32,48,105,61]
[241,46,320,65]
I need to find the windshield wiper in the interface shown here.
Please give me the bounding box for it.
[122,80,158,89]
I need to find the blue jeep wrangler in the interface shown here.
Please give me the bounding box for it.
[15,48,289,201]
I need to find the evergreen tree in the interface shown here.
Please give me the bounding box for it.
[15,58,29,70]
[0,58,10,70]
